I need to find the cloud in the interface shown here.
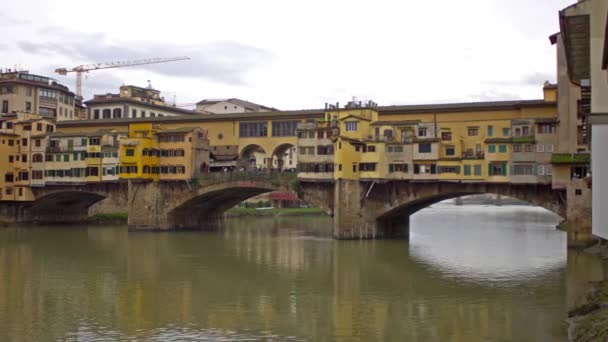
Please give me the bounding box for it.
[521,72,554,86]
[468,89,521,102]
[17,29,273,85]
[0,12,29,26]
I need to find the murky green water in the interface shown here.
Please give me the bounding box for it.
[0,205,571,341]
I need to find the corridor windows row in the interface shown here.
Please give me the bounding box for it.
[240,122,268,137]
[272,121,298,137]
[140,165,186,174]
[298,163,334,173]
[141,148,186,157]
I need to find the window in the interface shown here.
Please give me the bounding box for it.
[317,145,334,155]
[93,109,100,119]
[367,146,376,153]
[113,108,122,118]
[86,167,100,177]
[352,164,357,173]
[8,156,13,163]
[537,165,545,175]
[89,138,100,145]
[389,163,408,173]
[387,145,404,153]
[239,121,268,137]
[445,147,455,156]
[103,109,111,119]
[546,144,554,152]
[575,189,582,196]
[522,126,530,136]
[5,173,13,182]
[441,131,452,141]
[272,121,298,136]
[488,144,496,153]
[514,128,521,136]
[345,121,358,132]
[413,164,436,174]
[488,162,507,176]
[26,102,32,112]
[438,166,460,174]
[513,144,522,152]
[39,107,56,117]
[513,164,535,175]
[498,145,507,153]
[22,154,27,162]
[468,128,478,136]
[383,129,394,139]
[487,126,493,137]
[538,123,557,134]
[32,171,43,180]
[126,149,135,157]
[418,128,427,137]
[359,163,377,172]
[39,89,57,101]
[536,144,545,152]
[32,154,43,163]
[22,138,27,146]
[464,165,471,176]
[525,144,534,152]
[141,110,146,117]
[474,164,482,176]
[63,154,69,162]
[2,100,9,113]
[418,143,431,153]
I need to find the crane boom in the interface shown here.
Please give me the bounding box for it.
[55,56,189,97]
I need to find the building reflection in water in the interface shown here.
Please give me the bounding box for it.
[0,206,576,341]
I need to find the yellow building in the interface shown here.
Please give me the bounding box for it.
[119,123,209,181]
[0,112,55,201]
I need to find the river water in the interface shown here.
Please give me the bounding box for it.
[0,204,576,341]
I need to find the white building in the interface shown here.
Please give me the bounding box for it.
[560,0,608,240]
[196,98,277,114]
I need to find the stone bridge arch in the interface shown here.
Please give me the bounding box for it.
[127,174,311,230]
[332,180,567,240]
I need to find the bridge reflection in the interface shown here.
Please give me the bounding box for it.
[0,212,571,341]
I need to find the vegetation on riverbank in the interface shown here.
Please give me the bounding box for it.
[568,243,608,342]
[87,213,128,224]
[557,221,569,232]
[225,207,324,217]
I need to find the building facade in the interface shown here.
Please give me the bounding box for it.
[118,123,210,181]
[556,0,607,241]
[85,85,202,120]
[0,112,55,201]
[296,95,559,185]
[0,69,77,121]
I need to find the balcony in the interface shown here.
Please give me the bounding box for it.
[461,151,484,160]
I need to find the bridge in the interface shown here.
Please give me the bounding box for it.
[0,173,569,243]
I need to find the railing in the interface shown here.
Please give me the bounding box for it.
[194,171,298,188]
[461,151,485,159]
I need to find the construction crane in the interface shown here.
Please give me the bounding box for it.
[55,56,190,97]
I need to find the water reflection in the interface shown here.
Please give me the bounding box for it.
[0,206,569,341]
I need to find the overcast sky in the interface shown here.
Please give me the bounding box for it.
[1,0,572,110]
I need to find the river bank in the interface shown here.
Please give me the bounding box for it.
[567,243,608,342]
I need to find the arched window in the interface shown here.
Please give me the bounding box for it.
[113,108,122,118]
[32,153,43,163]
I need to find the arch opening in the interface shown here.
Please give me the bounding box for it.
[376,190,566,238]
[238,144,268,171]
[168,183,278,229]
[271,143,296,172]
[27,191,107,223]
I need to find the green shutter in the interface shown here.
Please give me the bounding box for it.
[502,162,507,176]
[464,165,471,176]
[73,152,78,161]
[488,163,492,176]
